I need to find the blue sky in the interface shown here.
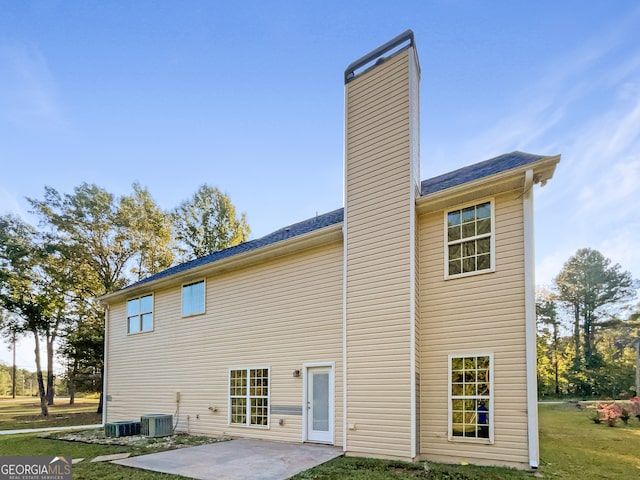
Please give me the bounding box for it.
[1,0,639,369]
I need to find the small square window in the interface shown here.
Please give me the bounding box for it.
[127,294,153,333]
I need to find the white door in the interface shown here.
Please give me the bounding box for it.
[306,366,333,443]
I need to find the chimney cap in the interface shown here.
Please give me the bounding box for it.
[344,29,415,84]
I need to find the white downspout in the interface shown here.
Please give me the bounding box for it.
[102,305,109,426]
[342,87,349,453]
[523,169,539,468]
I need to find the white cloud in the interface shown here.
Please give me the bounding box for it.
[427,35,630,173]
[488,9,640,292]
[536,249,572,290]
[579,156,640,222]
[0,41,68,132]
[599,225,640,281]
[603,97,640,159]
[569,75,640,228]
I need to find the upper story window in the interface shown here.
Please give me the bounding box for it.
[446,200,494,278]
[449,353,493,443]
[182,280,205,316]
[127,294,153,334]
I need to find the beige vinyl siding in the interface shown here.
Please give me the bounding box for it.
[106,241,343,445]
[419,190,530,467]
[344,48,415,459]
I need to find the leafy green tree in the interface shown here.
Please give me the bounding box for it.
[28,184,120,413]
[555,248,637,369]
[59,312,104,404]
[10,182,247,413]
[598,304,640,396]
[537,291,567,396]
[0,214,61,415]
[0,363,38,396]
[28,182,178,412]
[173,184,250,260]
[537,326,555,396]
[119,183,175,280]
[29,184,135,295]
[0,367,11,396]
[590,327,636,398]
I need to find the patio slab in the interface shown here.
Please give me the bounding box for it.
[113,438,343,480]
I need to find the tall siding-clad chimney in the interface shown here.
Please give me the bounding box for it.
[344,31,420,459]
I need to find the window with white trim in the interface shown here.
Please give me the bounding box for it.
[449,354,493,442]
[182,280,205,316]
[127,294,153,333]
[446,201,493,277]
[229,368,269,427]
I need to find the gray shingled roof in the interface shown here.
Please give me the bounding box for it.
[421,151,546,196]
[117,150,545,293]
[124,208,344,290]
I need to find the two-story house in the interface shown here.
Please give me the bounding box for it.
[100,30,559,469]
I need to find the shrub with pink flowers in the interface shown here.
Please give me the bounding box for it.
[597,402,623,427]
[588,398,640,427]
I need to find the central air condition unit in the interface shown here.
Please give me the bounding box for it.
[104,421,141,437]
[141,414,173,437]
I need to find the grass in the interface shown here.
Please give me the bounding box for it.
[1,402,639,479]
[538,402,640,479]
[0,397,101,430]
[0,433,191,480]
[293,403,640,479]
[290,456,533,479]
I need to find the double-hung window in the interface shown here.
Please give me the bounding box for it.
[182,280,205,316]
[127,294,153,333]
[446,200,494,278]
[229,368,270,427]
[449,354,493,442]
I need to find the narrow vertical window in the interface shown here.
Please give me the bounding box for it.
[127,294,153,333]
[229,368,269,427]
[182,280,205,316]
[449,354,493,442]
[229,369,247,425]
[446,201,493,277]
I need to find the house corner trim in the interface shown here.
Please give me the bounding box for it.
[523,169,539,468]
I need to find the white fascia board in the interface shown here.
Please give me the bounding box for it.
[416,155,560,214]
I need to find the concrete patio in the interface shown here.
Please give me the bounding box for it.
[113,438,343,480]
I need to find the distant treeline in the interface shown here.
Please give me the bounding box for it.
[0,362,38,396]
[537,248,639,399]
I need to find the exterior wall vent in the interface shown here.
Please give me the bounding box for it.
[141,414,173,437]
[104,420,141,437]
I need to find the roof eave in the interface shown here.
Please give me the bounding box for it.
[99,222,344,305]
[416,154,560,214]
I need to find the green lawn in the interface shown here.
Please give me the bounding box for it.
[538,402,640,479]
[290,456,532,479]
[0,433,190,480]
[1,402,639,479]
[0,397,101,430]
